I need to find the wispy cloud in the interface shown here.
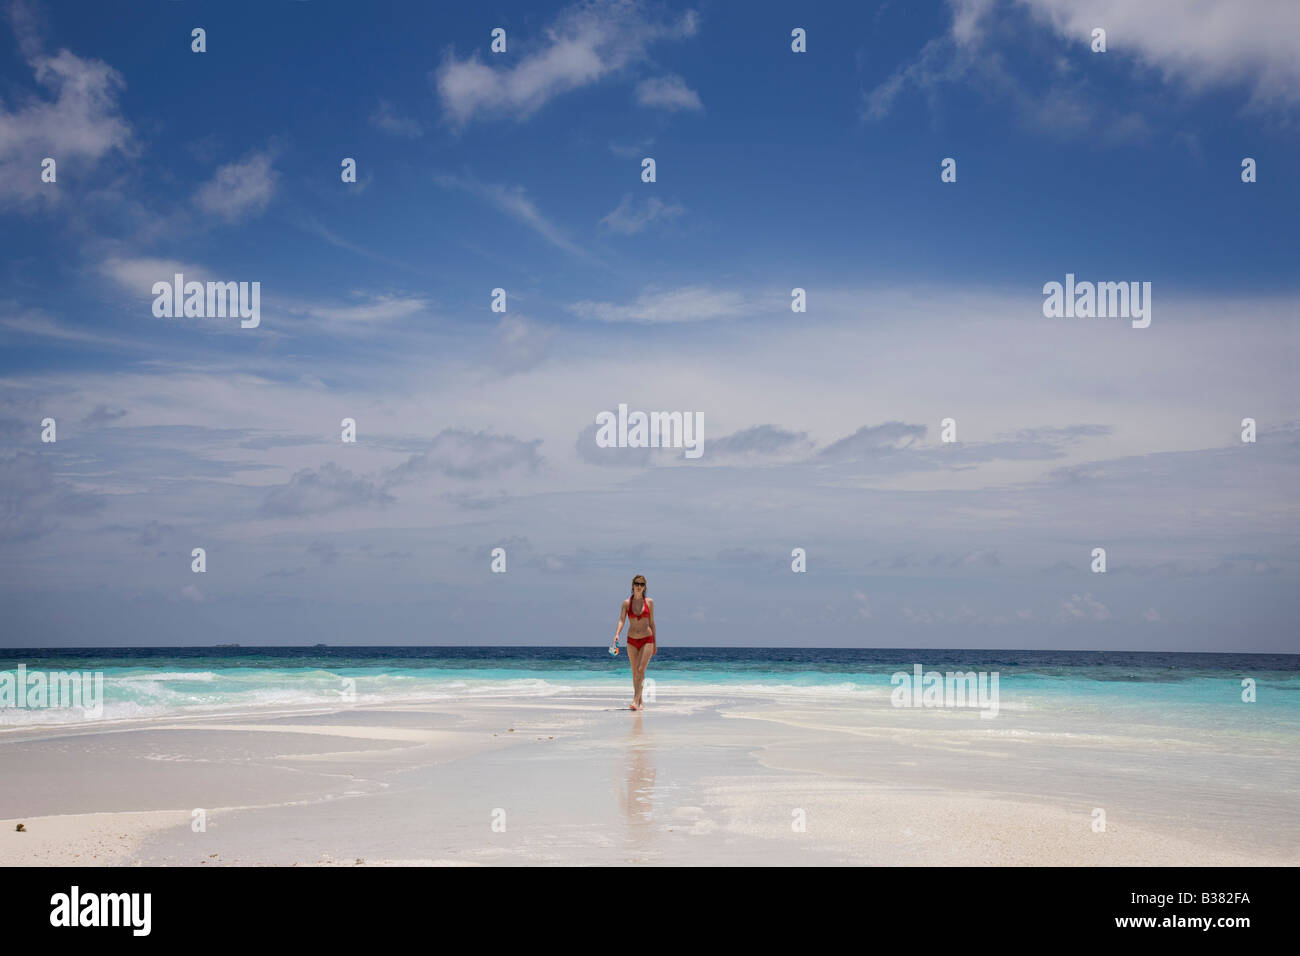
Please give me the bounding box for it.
[193,150,279,223]
[569,285,746,322]
[432,0,699,124]
[0,3,134,207]
[297,218,430,276]
[1057,592,1111,622]
[0,452,104,540]
[369,99,424,137]
[818,422,926,460]
[435,173,590,259]
[385,429,544,483]
[0,307,143,350]
[1017,0,1300,113]
[492,314,554,374]
[599,194,684,234]
[258,462,396,518]
[98,255,207,293]
[284,293,431,325]
[609,138,655,158]
[635,73,703,111]
[865,0,1300,134]
[81,403,127,426]
[1004,424,1111,443]
[708,425,815,462]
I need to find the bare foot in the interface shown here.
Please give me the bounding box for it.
[634,700,644,710]
[629,701,638,710]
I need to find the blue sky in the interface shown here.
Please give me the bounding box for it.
[1,0,1298,649]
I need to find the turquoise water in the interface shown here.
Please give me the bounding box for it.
[2,647,1297,737]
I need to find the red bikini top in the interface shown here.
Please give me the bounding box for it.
[629,596,652,619]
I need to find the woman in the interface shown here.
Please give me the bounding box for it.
[614,574,656,710]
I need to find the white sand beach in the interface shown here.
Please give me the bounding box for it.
[2,689,1296,866]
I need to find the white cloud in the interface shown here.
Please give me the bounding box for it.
[493,314,554,374]
[299,219,429,276]
[194,151,278,223]
[433,0,699,124]
[99,256,207,291]
[0,28,133,206]
[609,137,655,158]
[569,286,746,323]
[370,99,424,137]
[950,0,997,44]
[289,294,430,324]
[1058,592,1111,622]
[0,308,141,350]
[866,0,1300,129]
[599,194,684,234]
[3,285,1297,650]
[635,74,703,111]
[259,462,396,517]
[1015,0,1300,112]
[385,430,544,483]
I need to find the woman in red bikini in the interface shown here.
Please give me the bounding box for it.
[615,574,655,710]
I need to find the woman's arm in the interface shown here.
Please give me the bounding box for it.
[615,599,628,640]
[648,598,657,653]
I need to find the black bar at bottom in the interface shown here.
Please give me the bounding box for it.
[10,864,1285,940]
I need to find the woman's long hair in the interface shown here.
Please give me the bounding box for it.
[630,574,648,613]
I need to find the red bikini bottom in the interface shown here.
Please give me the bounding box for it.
[628,635,655,649]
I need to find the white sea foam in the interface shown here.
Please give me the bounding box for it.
[0,672,989,728]
[116,671,218,682]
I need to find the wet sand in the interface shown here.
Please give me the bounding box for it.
[2,689,1296,866]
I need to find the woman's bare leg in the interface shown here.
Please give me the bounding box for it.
[626,644,642,709]
[634,646,652,708]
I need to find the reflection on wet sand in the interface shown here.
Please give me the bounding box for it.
[614,711,656,840]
